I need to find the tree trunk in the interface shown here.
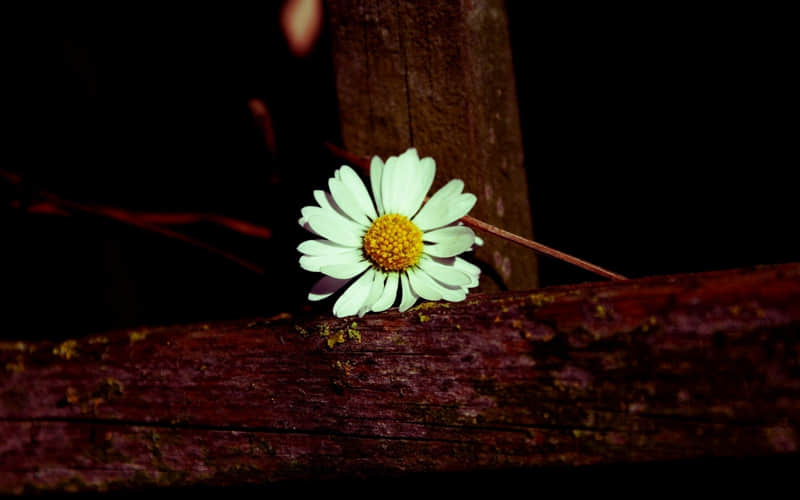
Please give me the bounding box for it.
[2,263,799,494]
[327,0,538,291]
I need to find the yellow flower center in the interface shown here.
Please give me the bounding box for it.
[362,214,424,272]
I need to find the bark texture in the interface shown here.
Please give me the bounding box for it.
[327,0,538,291]
[2,263,800,494]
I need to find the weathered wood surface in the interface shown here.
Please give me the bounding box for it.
[327,0,538,291]
[2,263,800,494]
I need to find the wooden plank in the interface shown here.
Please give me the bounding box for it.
[327,0,537,291]
[2,263,799,494]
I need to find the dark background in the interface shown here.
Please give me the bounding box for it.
[1,2,797,496]
[1,4,796,336]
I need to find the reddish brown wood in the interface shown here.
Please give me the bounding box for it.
[2,263,800,494]
[327,0,538,291]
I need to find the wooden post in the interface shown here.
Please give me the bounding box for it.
[2,263,799,494]
[327,0,537,291]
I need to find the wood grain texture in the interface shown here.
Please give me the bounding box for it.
[327,0,537,291]
[2,263,800,494]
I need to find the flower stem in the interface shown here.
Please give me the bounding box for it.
[459,215,626,281]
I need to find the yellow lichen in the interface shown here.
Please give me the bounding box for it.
[346,322,361,342]
[318,323,331,337]
[594,305,607,319]
[294,325,309,336]
[0,341,27,351]
[418,314,430,323]
[129,330,148,343]
[327,330,346,349]
[95,377,123,399]
[529,293,554,307]
[65,387,80,405]
[414,301,450,311]
[53,339,79,360]
[333,360,354,375]
[5,361,24,372]
[88,336,109,344]
[641,315,659,332]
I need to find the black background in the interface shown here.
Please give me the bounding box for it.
[0,2,800,338]
[2,3,796,339]
[1,2,797,494]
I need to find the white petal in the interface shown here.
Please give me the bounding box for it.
[321,260,371,279]
[380,155,399,214]
[411,179,462,227]
[306,211,365,247]
[333,269,375,318]
[422,228,476,258]
[413,267,469,302]
[313,190,350,221]
[412,177,477,231]
[301,205,321,221]
[339,165,377,220]
[414,192,477,232]
[298,239,353,255]
[358,271,386,317]
[392,148,420,216]
[308,275,351,301]
[370,156,385,216]
[417,255,471,287]
[299,219,317,235]
[427,273,468,301]
[423,225,475,244]
[407,267,443,301]
[329,176,371,225]
[454,257,481,287]
[398,272,419,312]
[402,156,435,218]
[299,249,362,272]
[439,285,467,302]
[299,206,326,234]
[372,272,399,312]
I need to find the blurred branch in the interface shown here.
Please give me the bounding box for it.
[248,98,277,157]
[1,168,267,275]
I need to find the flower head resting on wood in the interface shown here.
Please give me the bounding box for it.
[298,148,481,317]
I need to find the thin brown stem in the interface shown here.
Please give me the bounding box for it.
[460,215,626,281]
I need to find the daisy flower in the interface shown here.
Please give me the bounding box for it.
[298,148,481,317]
